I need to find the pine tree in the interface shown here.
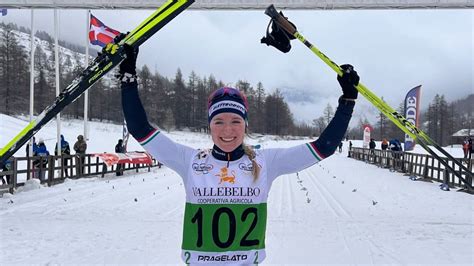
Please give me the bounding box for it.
[188,71,199,129]
[173,68,188,129]
[376,97,389,140]
[323,103,334,125]
[0,23,29,114]
[312,116,326,136]
[255,82,266,133]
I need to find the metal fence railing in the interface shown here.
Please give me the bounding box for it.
[348,147,473,190]
[0,153,162,194]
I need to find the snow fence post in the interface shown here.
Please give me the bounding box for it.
[10,158,17,194]
[48,156,54,187]
[26,156,31,180]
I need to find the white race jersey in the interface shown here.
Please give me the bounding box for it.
[140,129,322,264]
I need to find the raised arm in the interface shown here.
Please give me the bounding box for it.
[119,45,156,140]
[119,45,195,179]
[310,64,359,159]
[265,64,359,180]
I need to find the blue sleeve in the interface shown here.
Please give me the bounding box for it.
[311,98,354,159]
[121,81,156,140]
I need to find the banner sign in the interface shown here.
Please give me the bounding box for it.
[404,85,422,151]
[95,152,153,167]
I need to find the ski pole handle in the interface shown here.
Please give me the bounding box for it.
[264,5,343,76]
[264,5,297,36]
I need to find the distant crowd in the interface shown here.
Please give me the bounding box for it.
[345,136,473,162]
[1,134,130,185]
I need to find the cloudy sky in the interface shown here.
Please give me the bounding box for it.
[1,8,473,124]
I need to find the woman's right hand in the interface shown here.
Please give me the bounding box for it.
[119,44,139,76]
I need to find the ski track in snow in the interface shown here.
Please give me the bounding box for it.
[1,115,472,265]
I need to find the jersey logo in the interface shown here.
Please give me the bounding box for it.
[216,167,236,185]
[192,163,213,174]
[238,162,253,172]
[195,150,209,160]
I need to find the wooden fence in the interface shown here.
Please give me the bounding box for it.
[0,153,162,194]
[349,147,473,190]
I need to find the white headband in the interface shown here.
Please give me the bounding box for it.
[208,100,247,118]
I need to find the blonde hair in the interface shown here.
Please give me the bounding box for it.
[243,144,260,182]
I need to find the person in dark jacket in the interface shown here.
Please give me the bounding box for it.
[1,156,13,185]
[381,138,388,151]
[468,138,473,160]
[369,138,376,151]
[115,139,125,176]
[389,138,403,170]
[369,138,376,162]
[348,140,353,157]
[74,135,87,175]
[389,139,402,152]
[55,135,71,177]
[25,137,38,157]
[34,139,50,181]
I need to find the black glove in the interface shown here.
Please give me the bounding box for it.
[119,44,138,76]
[261,12,296,53]
[337,64,360,100]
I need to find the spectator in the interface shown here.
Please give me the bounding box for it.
[25,137,39,180]
[1,156,13,185]
[55,135,71,177]
[74,135,87,175]
[389,138,403,170]
[338,142,343,153]
[461,137,469,159]
[381,138,389,150]
[25,137,38,157]
[369,138,376,152]
[33,138,50,181]
[469,137,473,160]
[348,140,353,157]
[369,138,376,162]
[389,139,402,152]
[115,139,125,176]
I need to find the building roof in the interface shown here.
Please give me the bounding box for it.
[452,129,474,137]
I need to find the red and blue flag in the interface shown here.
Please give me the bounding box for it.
[89,14,120,48]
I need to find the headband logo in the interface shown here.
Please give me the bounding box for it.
[208,100,246,117]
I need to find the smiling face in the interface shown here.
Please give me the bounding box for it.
[210,113,246,152]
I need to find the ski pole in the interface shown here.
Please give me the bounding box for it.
[263,5,473,190]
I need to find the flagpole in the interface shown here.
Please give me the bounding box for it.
[84,10,90,141]
[29,9,35,165]
[54,9,62,157]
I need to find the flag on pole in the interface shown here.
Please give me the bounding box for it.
[89,14,120,47]
[1,8,7,16]
[404,85,422,151]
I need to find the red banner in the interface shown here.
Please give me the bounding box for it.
[94,152,153,167]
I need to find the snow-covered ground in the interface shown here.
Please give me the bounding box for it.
[0,114,472,265]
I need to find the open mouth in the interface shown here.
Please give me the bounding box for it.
[220,137,236,143]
